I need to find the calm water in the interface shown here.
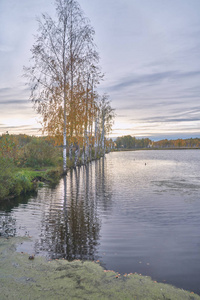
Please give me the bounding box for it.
[1,150,200,294]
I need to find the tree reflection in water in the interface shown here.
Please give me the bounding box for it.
[0,193,35,237]
[36,158,112,261]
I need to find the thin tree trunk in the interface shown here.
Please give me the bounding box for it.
[101,113,105,156]
[94,116,98,159]
[63,64,67,173]
[74,144,80,167]
[85,130,89,162]
[82,145,85,164]
[69,143,73,162]
[63,15,67,174]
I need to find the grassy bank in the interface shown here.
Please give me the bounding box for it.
[0,164,63,201]
[0,237,199,300]
[0,134,63,200]
[0,134,105,200]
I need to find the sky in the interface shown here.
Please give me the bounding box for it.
[1,0,200,141]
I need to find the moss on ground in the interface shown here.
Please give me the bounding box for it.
[0,237,199,300]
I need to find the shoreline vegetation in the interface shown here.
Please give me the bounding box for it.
[115,147,200,151]
[1,133,200,201]
[0,237,199,300]
[115,135,200,150]
[0,133,113,201]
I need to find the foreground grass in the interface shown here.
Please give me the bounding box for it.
[0,237,199,300]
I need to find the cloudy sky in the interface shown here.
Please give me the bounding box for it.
[1,0,200,140]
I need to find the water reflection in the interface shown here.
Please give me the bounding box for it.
[2,151,200,294]
[0,192,36,212]
[37,158,113,260]
[38,169,99,260]
[95,159,113,213]
[0,158,113,261]
[0,193,37,237]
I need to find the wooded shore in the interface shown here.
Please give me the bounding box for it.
[1,133,199,201]
[0,134,109,201]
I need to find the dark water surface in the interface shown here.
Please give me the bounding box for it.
[1,150,200,294]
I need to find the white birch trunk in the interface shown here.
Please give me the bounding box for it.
[63,81,67,174]
[94,116,98,159]
[74,144,80,167]
[82,146,85,164]
[85,129,89,163]
[63,131,67,174]
[69,143,73,162]
[101,114,105,156]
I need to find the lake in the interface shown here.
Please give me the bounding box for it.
[1,150,200,294]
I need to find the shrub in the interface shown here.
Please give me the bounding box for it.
[12,173,33,196]
[0,157,15,199]
[44,167,62,184]
[20,138,60,168]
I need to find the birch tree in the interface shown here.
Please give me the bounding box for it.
[98,95,115,156]
[24,0,99,173]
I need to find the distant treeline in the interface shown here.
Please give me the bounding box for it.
[115,135,200,149]
[115,136,151,149]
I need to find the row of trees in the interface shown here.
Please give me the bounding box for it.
[153,138,200,148]
[24,0,114,173]
[115,135,152,149]
[115,135,200,149]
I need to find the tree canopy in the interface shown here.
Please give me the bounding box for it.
[24,0,114,172]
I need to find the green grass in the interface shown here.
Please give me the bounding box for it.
[0,166,63,200]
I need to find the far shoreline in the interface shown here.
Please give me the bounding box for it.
[113,147,200,151]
